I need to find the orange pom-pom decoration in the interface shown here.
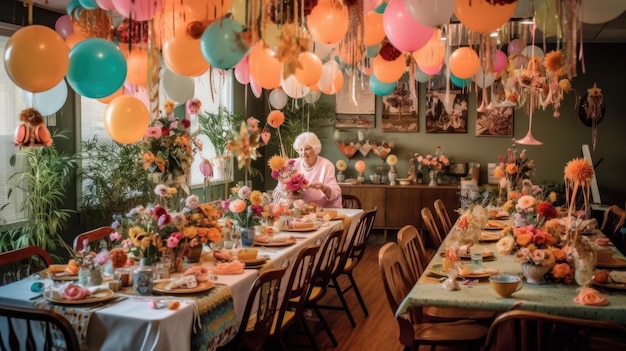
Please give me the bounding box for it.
[355,160,366,173]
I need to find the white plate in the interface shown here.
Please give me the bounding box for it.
[44,289,115,305]
[153,281,215,294]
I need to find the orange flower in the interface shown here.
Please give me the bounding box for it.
[543,50,564,75]
[268,155,287,171]
[505,163,517,174]
[229,199,247,213]
[552,262,571,279]
[494,165,505,178]
[267,110,285,128]
[564,158,594,183]
[515,232,533,247]
[551,247,566,261]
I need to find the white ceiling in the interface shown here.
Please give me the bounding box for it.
[28,0,626,44]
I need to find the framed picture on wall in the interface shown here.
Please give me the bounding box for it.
[334,115,376,128]
[424,91,468,133]
[475,86,514,137]
[381,81,418,132]
[335,78,376,114]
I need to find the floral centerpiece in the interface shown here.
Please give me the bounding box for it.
[447,206,487,245]
[493,143,535,196]
[141,100,197,195]
[268,155,308,204]
[502,183,558,228]
[412,146,450,186]
[220,185,264,246]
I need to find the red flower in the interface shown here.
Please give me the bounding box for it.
[181,118,191,129]
[536,201,557,220]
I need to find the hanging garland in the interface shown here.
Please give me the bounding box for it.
[577,83,605,150]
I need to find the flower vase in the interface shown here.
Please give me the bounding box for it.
[186,244,203,264]
[240,227,255,247]
[388,166,397,186]
[521,263,553,284]
[174,255,185,273]
[287,190,304,208]
[78,268,102,286]
[337,171,345,183]
[428,170,438,186]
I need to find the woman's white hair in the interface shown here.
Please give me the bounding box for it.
[293,132,322,155]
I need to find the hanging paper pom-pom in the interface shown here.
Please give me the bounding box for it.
[267,110,285,128]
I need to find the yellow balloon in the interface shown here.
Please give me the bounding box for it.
[104,96,150,144]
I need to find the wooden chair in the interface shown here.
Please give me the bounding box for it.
[341,194,362,209]
[0,246,53,286]
[421,207,444,250]
[378,242,488,351]
[218,266,288,351]
[0,304,81,351]
[290,228,345,348]
[397,225,495,323]
[482,309,626,351]
[270,245,320,351]
[434,198,453,234]
[599,205,626,252]
[73,226,116,252]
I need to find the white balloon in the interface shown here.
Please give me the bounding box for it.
[269,88,288,109]
[22,79,68,116]
[304,90,321,104]
[311,41,334,60]
[521,45,545,60]
[405,0,456,28]
[582,0,626,24]
[415,66,432,83]
[281,74,310,99]
[162,69,194,103]
[473,68,496,89]
[317,61,340,91]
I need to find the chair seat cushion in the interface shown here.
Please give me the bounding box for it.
[414,320,487,343]
[424,306,496,321]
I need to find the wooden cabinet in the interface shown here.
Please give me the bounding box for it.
[340,184,460,231]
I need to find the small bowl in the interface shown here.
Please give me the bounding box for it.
[398,178,412,186]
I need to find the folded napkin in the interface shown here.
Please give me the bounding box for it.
[183,265,212,282]
[573,287,608,306]
[44,282,109,300]
[164,275,198,290]
[459,244,491,255]
[609,271,626,283]
[254,233,292,243]
[270,233,292,242]
[288,220,315,230]
[458,264,498,276]
[213,260,245,275]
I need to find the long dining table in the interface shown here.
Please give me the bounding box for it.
[0,208,363,351]
[396,222,626,325]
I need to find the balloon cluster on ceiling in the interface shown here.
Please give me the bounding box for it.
[3,0,626,144]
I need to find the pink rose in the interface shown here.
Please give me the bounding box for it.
[229,199,247,213]
[573,287,608,306]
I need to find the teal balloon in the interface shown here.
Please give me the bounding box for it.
[67,38,127,99]
[366,44,380,58]
[369,74,397,96]
[450,74,472,88]
[78,0,99,10]
[374,2,388,14]
[200,18,249,70]
[66,0,81,15]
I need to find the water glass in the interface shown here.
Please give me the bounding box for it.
[470,247,483,267]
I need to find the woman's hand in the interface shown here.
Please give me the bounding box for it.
[309,182,330,197]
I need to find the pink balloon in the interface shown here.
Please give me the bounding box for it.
[363,0,379,13]
[418,62,443,76]
[383,0,435,52]
[234,56,250,85]
[123,84,149,110]
[507,39,524,55]
[493,49,508,72]
[112,0,163,21]
[250,76,262,98]
[55,15,73,39]
[96,0,116,10]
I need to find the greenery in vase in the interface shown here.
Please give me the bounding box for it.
[79,136,153,228]
[0,131,78,254]
[197,106,244,157]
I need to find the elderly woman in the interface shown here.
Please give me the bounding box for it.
[275,132,342,208]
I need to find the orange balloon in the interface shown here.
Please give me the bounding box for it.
[322,71,344,95]
[98,85,123,104]
[65,31,87,50]
[412,30,445,68]
[455,0,517,34]
[249,40,282,90]
[104,95,150,144]
[163,32,210,77]
[5,25,69,92]
[184,0,232,21]
[364,11,385,46]
[308,82,320,92]
[448,47,479,79]
[126,48,148,86]
[295,52,323,86]
[306,0,349,44]
[372,54,406,83]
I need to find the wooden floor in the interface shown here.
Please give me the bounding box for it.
[283,230,466,351]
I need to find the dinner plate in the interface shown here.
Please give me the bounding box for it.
[595,257,626,268]
[44,289,115,305]
[239,257,268,266]
[254,239,296,247]
[459,250,495,259]
[282,226,318,232]
[50,273,79,281]
[457,264,499,278]
[480,232,503,242]
[428,264,497,278]
[489,215,509,220]
[593,282,626,290]
[153,280,215,294]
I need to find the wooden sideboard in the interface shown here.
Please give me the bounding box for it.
[339,183,460,232]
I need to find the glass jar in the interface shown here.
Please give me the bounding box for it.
[134,259,154,296]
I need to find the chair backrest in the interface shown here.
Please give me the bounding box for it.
[397,225,427,284]
[600,205,626,246]
[421,207,443,249]
[378,242,414,314]
[73,227,116,252]
[341,194,362,209]
[483,309,626,351]
[344,207,377,268]
[274,245,320,334]
[0,246,52,286]
[311,228,344,289]
[434,199,453,234]
[0,304,81,351]
[235,266,288,351]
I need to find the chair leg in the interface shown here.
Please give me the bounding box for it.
[313,305,338,347]
[346,272,368,316]
[298,316,321,351]
[331,277,357,327]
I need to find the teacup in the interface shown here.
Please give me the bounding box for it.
[489,275,523,298]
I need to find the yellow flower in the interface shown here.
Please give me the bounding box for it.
[164,100,175,114]
[166,187,177,195]
[128,226,146,242]
[268,155,287,171]
[183,227,198,239]
[386,154,398,166]
[548,191,557,203]
[250,190,263,205]
[336,160,347,171]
